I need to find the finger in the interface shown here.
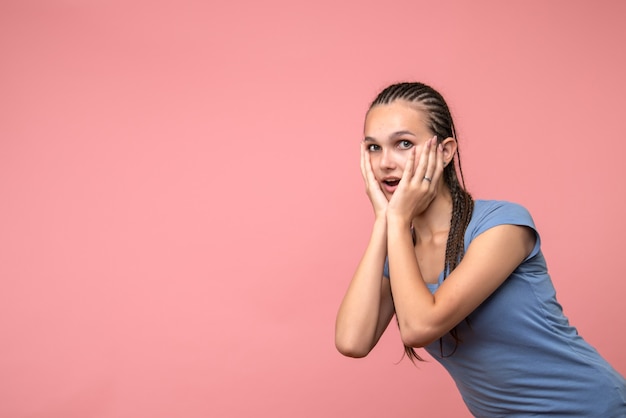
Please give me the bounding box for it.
[400,146,416,185]
[360,142,375,184]
[360,142,367,180]
[432,144,444,184]
[362,143,380,186]
[430,142,445,185]
[412,136,432,185]
[423,136,438,185]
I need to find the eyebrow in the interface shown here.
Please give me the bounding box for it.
[363,130,416,142]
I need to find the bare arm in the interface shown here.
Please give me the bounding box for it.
[335,219,395,358]
[335,145,398,358]
[387,221,535,347]
[384,137,535,347]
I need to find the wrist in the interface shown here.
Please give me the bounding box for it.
[386,214,412,230]
[372,217,388,234]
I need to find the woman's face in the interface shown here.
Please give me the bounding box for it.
[363,100,434,198]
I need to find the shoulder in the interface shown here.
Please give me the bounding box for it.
[469,200,536,233]
[466,200,540,254]
[465,200,541,258]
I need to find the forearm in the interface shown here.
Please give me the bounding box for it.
[386,218,437,347]
[335,218,390,357]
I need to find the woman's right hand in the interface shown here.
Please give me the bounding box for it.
[360,142,388,219]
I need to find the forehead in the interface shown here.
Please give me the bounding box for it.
[364,100,428,136]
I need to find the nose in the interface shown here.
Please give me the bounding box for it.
[380,149,396,170]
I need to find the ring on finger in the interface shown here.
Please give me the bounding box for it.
[423,176,432,182]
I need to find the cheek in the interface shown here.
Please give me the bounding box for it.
[396,151,413,172]
[368,155,382,177]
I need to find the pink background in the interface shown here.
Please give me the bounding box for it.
[1,1,624,417]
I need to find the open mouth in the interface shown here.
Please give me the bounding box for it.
[381,178,400,193]
[382,179,400,187]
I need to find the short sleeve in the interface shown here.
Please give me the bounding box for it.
[466,200,541,261]
[385,200,541,280]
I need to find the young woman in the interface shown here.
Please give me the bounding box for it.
[335,82,626,417]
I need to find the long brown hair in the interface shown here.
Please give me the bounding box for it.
[370,82,474,362]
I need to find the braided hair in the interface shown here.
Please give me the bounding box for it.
[370,82,474,362]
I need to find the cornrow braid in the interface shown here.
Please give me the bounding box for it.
[370,82,474,362]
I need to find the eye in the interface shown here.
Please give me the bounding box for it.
[366,143,381,152]
[398,140,413,150]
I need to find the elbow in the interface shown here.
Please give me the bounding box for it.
[398,324,439,348]
[335,336,372,359]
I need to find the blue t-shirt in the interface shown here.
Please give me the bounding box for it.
[384,200,626,417]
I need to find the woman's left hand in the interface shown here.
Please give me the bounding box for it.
[387,136,444,224]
